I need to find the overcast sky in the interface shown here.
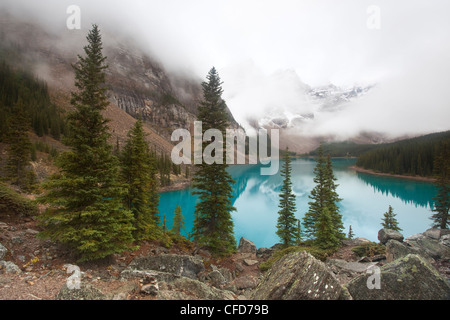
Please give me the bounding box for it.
[2,0,450,138]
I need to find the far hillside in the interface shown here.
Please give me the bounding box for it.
[355,131,450,177]
[309,131,450,177]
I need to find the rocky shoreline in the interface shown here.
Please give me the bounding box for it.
[1,215,449,300]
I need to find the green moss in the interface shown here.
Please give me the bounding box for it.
[259,245,334,272]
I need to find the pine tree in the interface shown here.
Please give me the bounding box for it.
[171,204,185,236]
[381,205,402,231]
[5,102,35,191]
[324,154,345,241]
[276,147,298,247]
[347,225,354,239]
[303,144,327,239]
[120,119,160,240]
[303,144,344,246]
[37,25,135,262]
[295,219,303,245]
[315,207,340,249]
[431,141,450,229]
[192,67,236,255]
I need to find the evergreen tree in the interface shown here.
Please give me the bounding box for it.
[347,225,354,239]
[431,141,450,229]
[37,25,135,262]
[303,144,344,246]
[121,119,160,240]
[192,67,236,255]
[324,154,345,241]
[315,207,340,249]
[171,204,185,236]
[381,205,402,231]
[5,102,35,191]
[276,147,298,247]
[295,219,303,245]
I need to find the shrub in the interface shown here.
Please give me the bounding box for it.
[351,242,386,257]
[0,182,38,217]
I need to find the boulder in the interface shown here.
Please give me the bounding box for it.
[0,260,21,274]
[407,237,450,260]
[237,237,257,256]
[250,250,350,300]
[423,228,450,240]
[378,228,404,245]
[127,254,205,280]
[56,283,106,300]
[345,254,450,300]
[207,270,227,288]
[0,243,7,260]
[385,239,432,263]
[157,276,235,300]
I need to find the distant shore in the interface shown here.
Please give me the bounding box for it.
[349,166,437,183]
[159,180,191,193]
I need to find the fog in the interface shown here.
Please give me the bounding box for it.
[1,0,449,139]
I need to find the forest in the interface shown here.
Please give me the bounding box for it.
[355,131,450,177]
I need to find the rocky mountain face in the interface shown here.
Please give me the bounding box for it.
[0,12,238,153]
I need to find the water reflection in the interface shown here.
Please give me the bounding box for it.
[159,159,437,248]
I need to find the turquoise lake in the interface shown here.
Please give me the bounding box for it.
[158,159,437,249]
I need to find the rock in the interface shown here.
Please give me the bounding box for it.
[251,250,349,300]
[157,276,235,300]
[237,237,256,257]
[440,234,450,247]
[423,228,450,240]
[385,239,432,263]
[120,268,180,283]
[256,247,273,260]
[412,237,450,260]
[232,275,259,291]
[141,283,159,295]
[0,261,22,273]
[243,259,259,266]
[237,237,257,254]
[424,228,442,240]
[207,270,227,288]
[378,228,404,245]
[342,237,371,246]
[127,254,205,280]
[25,228,39,235]
[345,254,450,300]
[0,243,7,260]
[56,283,106,300]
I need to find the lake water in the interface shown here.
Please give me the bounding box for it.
[158,158,437,249]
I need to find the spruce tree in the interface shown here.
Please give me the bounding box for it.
[381,205,402,231]
[37,25,135,262]
[324,154,345,241]
[121,119,160,240]
[303,144,327,239]
[303,144,344,246]
[347,225,354,239]
[171,204,185,236]
[276,147,298,247]
[315,207,340,249]
[5,102,35,191]
[431,141,449,229]
[192,67,236,255]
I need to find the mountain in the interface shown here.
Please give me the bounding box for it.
[0,12,238,157]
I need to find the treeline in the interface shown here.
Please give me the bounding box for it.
[356,131,450,177]
[0,60,66,141]
[309,141,379,157]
